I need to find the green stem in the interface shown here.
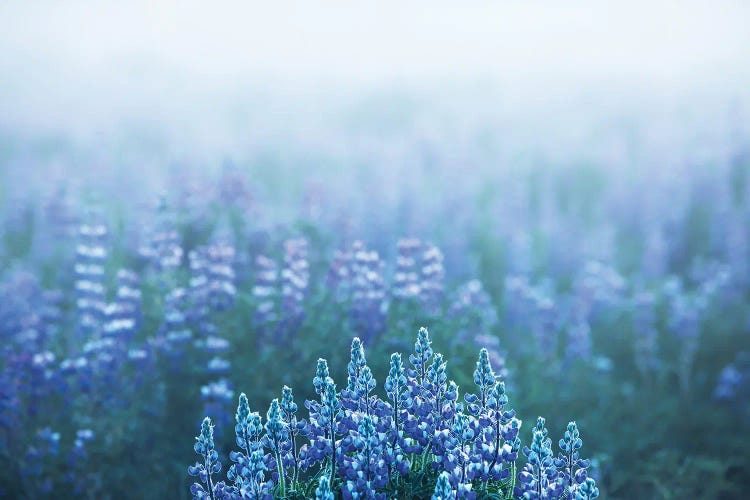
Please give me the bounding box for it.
[275,447,286,497]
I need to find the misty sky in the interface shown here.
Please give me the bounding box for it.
[1,1,748,149]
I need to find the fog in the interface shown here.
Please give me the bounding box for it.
[1,1,748,154]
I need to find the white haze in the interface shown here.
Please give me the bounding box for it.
[0,0,749,158]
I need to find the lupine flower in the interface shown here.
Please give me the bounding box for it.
[315,474,335,500]
[349,241,387,344]
[715,364,743,400]
[448,279,498,351]
[278,238,309,341]
[393,238,422,301]
[280,385,306,488]
[432,471,456,500]
[205,241,237,312]
[409,327,433,387]
[189,417,228,500]
[420,242,445,314]
[574,477,600,499]
[327,246,353,301]
[68,429,95,495]
[264,399,290,496]
[531,292,559,362]
[22,427,60,495]
[464,349,518,482]
[554,422,595,499]
[189,247,213,334]
[253,255,278,342]
[383,353,412,476]
[228,393,272,499]
[573,261,626,320]
[516,417,563,499]
[138,196,183,275]
[74,219,108,337]
[503,275,535,332]
[157,287,194,353]
[103,269,142,342]
[714,352,750,414]
[439,410,476,497]
[299,361,343,478]
[201,379,235,433]
[341,415,388,500]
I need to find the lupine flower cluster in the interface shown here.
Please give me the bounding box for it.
[138,196,183,277]
[189,328,599,499]
[392,238,446,315]
[327,240,388,344]
[74,216,108,338]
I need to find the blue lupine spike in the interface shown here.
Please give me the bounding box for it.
[575,477,600,499]
[264,399,289,496]
[346,337,366,392]
[554,421,597,499]
[315,473,335,500]
[516,416,563,499]
[342,415,388,499]
[432,471,456,499]
[279,385,302,488]
[410,327,434,384]
[188,417,228,500]
[313,358,330,396]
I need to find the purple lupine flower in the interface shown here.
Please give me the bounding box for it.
[102,269,142,342]
[201,379,235,437]
[227,393,273,499]
[340,415,388,500]
[349,241,387,344]
[531,290,559,363]
[554,421,595,499]
[205,241,237,312]
[264,399,291,496]
[138,196,183,275]
[516,417,563,499]
[383,353,412,477]
[420,243,445,315]
[278,238,309,341]
[463,349,518,483]
[188,247,213,335]
[299,361,343,476]
[156,287,194,355]
[253,255,279,343]
[449,279,498,347]
[74,218,108,337]
[503,275,535,332]
[38,288,63,335]
[435,409,477,498]
[714,364,743,400]
[68,429,95,495]
[393,238,422,301]
[188,417,229,500]
[41,183,78,240]
[22,427,60,495]
[327,247,353,301]
[714,352,750,414]
[573,261,626,321]
[279,385,306,489]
